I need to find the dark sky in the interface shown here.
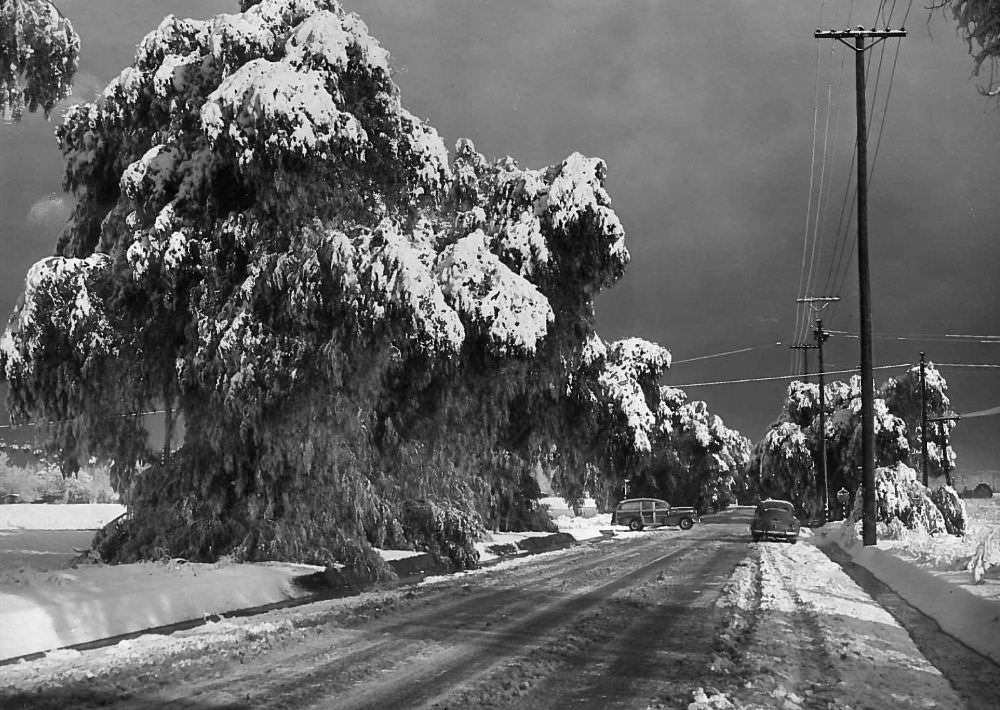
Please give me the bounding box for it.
[1,0,998,474]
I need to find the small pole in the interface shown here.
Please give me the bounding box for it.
[796,297,839,522]
[919,352,929,487]
[939,423,952,487]
[815,318,830,522]
[790,343,817,381]
[928,415,961,488]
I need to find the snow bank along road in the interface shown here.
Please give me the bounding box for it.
[2,508,998,709]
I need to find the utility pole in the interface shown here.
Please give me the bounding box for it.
[920,352,929,487]
[814,25,905,546]
[796,297,839,523]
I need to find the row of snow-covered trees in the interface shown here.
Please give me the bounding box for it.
[0,0,754,573]
[747,363,965,534]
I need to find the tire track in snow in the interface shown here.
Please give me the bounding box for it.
[715,539,970,710]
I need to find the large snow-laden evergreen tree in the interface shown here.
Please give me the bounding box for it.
[610,385,752,514]
[0,0,79,120]
[0,0,648,572]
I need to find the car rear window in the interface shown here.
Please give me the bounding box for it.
[759,500,794,512]
[618,501,640,512]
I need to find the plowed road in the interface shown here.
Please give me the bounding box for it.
[4,508,999,709]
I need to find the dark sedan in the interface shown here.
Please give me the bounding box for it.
[750,499,800,543]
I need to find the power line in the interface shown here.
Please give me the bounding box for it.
[795,9,827,370]
[819,0,909,330]
[962,404,1000,418]
[670,342,785,365]
[936,363,1000,369]
[669,362,913,389]
[826,330,1000,343]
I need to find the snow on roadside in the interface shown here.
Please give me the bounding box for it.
[810,495,1000,664]
[0,559,322,661]
[0,501,606,664]
[816,518,1000,665]
[0,583,403,693]
[0,504,125,531]
[714,541,967,710]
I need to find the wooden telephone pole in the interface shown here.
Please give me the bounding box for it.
[796,297,839,522]
[814,26,906,546]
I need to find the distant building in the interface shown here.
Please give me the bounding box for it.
[954,469,1000,494]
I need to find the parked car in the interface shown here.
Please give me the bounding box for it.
[611,497,700,531]
[750,499,800,543]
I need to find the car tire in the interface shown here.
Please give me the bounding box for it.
[628,518,643,532]
[751,533,761,542]
[679,517,694,530]
[789,537,798,544]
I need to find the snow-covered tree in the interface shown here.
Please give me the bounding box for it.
[748,375,910,519]
[853,462,947,537]
[622,386,752,513]
[549,336,672,508]
[752,369,967,535]
[880,362,958,478]
[746,420,818,517]
[932,1,1000,96]
[0,0,79,120]
[1,0,642,571]
[844,462,967,539]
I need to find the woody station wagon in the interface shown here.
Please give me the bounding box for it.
[611,498,700,531]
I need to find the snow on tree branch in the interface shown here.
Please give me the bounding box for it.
[596,338,671,454]
[933,1,1000,95]
[0,0,79,120]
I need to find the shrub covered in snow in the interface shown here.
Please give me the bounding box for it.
[870,463,946,535]
[930,485,967,536]
[841,462,954,538]
[399,499,483,572]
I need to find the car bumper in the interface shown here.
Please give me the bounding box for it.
[751,528,798,540]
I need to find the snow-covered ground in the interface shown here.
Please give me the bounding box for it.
[814,496,1000,665]
[0,501,618,662]
[0,504,125,531]
[2,499,998,693]
[706,539,972,710]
